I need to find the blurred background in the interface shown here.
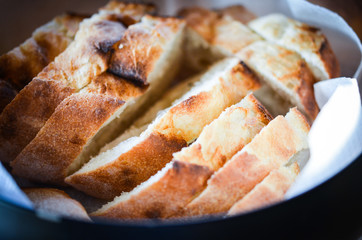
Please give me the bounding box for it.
[0,0,361,54]
[310,0,362,38]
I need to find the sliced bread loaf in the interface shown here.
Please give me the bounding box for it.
[248,14,340,80]
[0,3,154,164]
[91,93,272,219]
[180,108,309,217]
[65,58,261,199]
[11,15,186,185]
[236,41,319,122]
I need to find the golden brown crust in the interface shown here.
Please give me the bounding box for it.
[0,38,48,90]
[227,163,299,215]
[92,160,213,219]
[92,93,271,219]
[248,14,340,80]
[179,151,270,217]
[318,38,340,79]
[0,11,127,164]
[180,110,309,217]
[36,18,126,89]
[178,6,260,55]
[9,13,185,191]
[0,13,85,91]
[236,41,319,122]
[32,13,85,63]
[295,61,320,121]
[153,60,261,143]
[67,58,260,200]
[23,188,90,220]
[178,7,219,43]
[109,15,184,86]
[100,1,156,27]
[0,79,74,164]
[66,133,187,199]
[85,72,147,100]
[11,93,124,185]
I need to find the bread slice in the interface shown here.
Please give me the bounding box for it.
[0,13,86,112]
[91,160,213,219]
[248,14,340,80]
[96,58,238,154]
[236,41,319,122]
[173,94,272,172]
[11,15,186,185]
[0,3,154,164]
[217,5,256,24]
[65,58,261,199]
[91,93,272,219]
[227,163,299,216]
[0,13,85,91]
[23,188,90,221]
[179,6,261,71]
[100,74,201,153]
[180,108,309,217]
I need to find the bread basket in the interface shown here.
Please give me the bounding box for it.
[0,0,361,239]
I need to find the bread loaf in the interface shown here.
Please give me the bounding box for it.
[11,15,186,185]
[1,3,343,220]
[0,13,85,90]
[180,108,309,217]
[65,58,261,199]
[179,7,321,122]
[91,93,272,219]
[0,13,86,112]
[0,2,154,164]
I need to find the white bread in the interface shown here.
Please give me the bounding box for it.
[236,41,319,122]
[0,2,153,164]
[23,188,90,221]
[91,160,213,219]
[91,93,272,219]
[179,6,261,71]
[11,15,186,185]
[100,74,201,153]
[248,14,340,80]
[180,108,309,217]
[217,5,256,24]
[65,58,261,199]
[173,94,272,171]
[227,163,299,216]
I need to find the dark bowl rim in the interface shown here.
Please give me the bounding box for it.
[1,151,361,229]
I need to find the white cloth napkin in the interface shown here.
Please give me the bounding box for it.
[0,163,32,209]
[286,78,362,198]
